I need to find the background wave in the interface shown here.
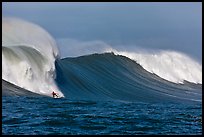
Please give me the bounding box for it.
[55,53,202,103]
[57,38,202,84]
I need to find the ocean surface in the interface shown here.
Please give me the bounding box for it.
[2,18,202,135]
[2,96,202,135]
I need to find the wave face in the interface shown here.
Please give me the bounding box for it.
[2,18,64,97]
[55,53,202,103]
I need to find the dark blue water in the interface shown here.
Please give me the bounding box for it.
[2,96,202,135]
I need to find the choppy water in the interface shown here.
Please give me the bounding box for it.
[2,96,202,135]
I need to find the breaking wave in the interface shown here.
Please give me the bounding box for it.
[112,50,202,84]
[55,53,201,103]
[2,17,64,97]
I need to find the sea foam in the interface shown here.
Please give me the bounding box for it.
[2,17,64,97]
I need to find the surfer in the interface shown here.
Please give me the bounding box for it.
[52,91,58,98]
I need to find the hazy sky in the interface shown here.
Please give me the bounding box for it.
[2,2,202,62]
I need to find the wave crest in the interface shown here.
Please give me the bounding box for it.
[112,50,202,84]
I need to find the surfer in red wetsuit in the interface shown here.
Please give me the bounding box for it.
[52,91,58,98]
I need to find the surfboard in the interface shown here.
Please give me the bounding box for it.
[53,95,60,98]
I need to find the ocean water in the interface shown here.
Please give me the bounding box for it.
[2,18,202,135]
[2,97,202,135]
[2,53,202,135]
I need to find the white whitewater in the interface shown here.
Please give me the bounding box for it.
[2,17,64,97]
[111,49,202,84]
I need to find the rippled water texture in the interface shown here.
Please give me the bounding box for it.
[2,96,202,135]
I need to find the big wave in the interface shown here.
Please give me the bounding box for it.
[2,17,64,97]
[57,38,202,84]
[2,18,201,103]
[55,53,201,103]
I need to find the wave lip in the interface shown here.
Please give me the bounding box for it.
[2,17,64,97]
